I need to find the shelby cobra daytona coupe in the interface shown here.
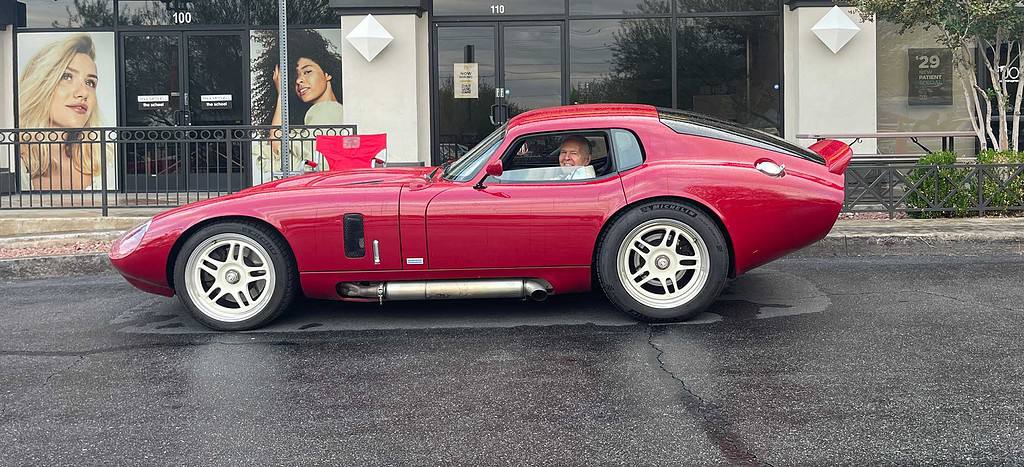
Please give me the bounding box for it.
[110,104,852,331]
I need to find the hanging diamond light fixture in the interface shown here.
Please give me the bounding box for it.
[346,14,394,62]
[811,6,861,54]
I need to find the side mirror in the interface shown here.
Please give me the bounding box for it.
[475,160,503,189]
[485,160,504,178]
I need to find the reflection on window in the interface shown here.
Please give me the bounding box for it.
[876,21,974,155]
[676,16,780,134]
[250,0,336,26]
[676,0,780,13]
[612,129,644,170]
[570,19,672,107]
[570,0,670,15]
[436,27,499,161]
[118,0,245,26]
[25,0,115,28]
[503,26,563,115]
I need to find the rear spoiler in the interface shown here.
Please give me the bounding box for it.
[808,139,852,175]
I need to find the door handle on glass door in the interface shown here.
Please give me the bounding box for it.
[755,160,785,177]
[489,104,499,125]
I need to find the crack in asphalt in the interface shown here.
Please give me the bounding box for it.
[1,355,85,424]
[43,355,85,387]
[914,290,1024,314]
[646,325,774,467]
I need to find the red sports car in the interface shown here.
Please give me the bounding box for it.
[109,104,852,331]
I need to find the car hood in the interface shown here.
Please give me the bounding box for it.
[152,167,437,222]
[238,167,435,194]
[307,167,435,188]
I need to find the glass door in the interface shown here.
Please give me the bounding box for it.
[120,31,247,192]
[121,32,184,192]
[432,22,564,164]
[184,31,246,191]
[434,25,499,163]
[498,23,563,122]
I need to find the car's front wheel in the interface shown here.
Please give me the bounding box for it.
[597,201,728,322]
[173,221,297,331]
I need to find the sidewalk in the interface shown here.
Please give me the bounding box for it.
[796,217,1024,258]
[1,210,1022,279]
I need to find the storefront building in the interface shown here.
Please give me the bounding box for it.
[0,0,974,188]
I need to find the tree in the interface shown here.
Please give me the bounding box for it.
[853,0,1024,151]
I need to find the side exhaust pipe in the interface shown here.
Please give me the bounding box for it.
[338,279,551,302]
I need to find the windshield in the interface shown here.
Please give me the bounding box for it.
[443,125,506,182]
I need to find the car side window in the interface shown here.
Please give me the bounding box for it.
[612,129,644,171]
[492,131,611,183]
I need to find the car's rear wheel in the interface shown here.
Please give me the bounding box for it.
[173,221,296,331]
[597,201,728,322]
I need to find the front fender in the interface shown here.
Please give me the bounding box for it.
[115,188,325,292]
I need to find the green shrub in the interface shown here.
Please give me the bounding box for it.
[905,151,977,218]
[976,150,1024,211]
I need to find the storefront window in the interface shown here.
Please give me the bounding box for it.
[676,0,780,13]
[118,0,245,26]
[570,0,670,16]
[249,0,336,26]
[433,0,565,16]
[876,21,974,155]
[570,19,672,107]
[676,16,781,134]
[24,0,115,28]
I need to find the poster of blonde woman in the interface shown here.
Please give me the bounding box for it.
[17,32,117,191]
[250,29,344,184]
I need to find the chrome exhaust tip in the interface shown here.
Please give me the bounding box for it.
[524,280,549,301]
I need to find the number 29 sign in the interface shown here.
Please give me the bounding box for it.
[908,48,953,106]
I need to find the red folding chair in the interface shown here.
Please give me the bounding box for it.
[315,134,388,172]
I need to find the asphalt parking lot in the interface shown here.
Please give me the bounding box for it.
[2,255,1023,465]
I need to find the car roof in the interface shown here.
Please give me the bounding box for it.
[507,104,659,128]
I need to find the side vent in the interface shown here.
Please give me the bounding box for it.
[343,214,365,258]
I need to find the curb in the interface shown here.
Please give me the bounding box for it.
[793,233,1024,258]
[0,217,148,237]
[0,253,113,281]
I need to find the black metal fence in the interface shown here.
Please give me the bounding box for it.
[2,125,1023,218]
[0,125,355,215]
[845,163,1024,217]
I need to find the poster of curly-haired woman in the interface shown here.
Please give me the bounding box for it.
[16,32,118,191]
[250,28,344,183]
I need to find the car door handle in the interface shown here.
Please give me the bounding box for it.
[755,160,785,177]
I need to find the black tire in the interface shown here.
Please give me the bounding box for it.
[596,200,729,322]
[173,220,297,331]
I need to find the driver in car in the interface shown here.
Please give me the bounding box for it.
[558,135,596,180]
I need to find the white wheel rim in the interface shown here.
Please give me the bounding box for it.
[184,233,276,323]
[616,219,711,309]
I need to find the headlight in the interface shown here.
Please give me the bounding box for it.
[114,219,151,256]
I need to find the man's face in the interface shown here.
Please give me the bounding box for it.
[559,140,591,167]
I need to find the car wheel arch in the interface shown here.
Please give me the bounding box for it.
[593,195,736,282]
[165,215,295,291]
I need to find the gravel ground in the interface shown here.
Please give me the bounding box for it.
[0,240,111,259]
